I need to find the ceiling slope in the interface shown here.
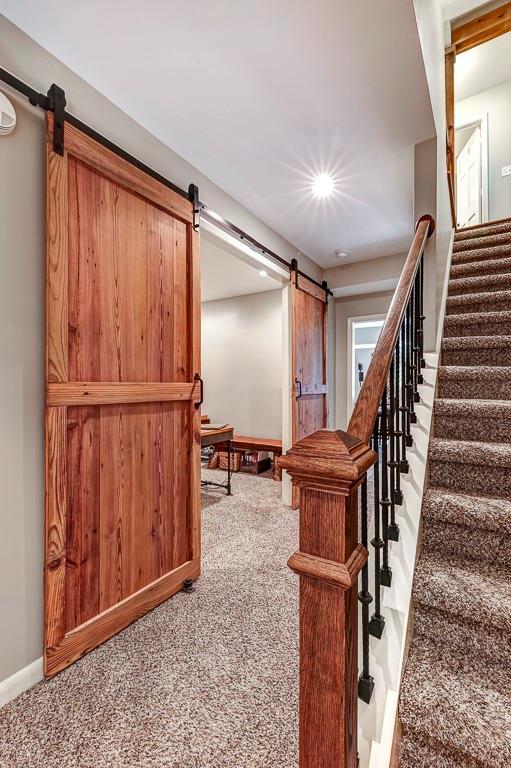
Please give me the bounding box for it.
[0,0,435,266]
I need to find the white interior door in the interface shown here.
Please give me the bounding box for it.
[456,125,481,228]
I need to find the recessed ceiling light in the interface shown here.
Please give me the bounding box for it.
[259,269,268,277]
[312,173,335,198]
[335,250,350,259]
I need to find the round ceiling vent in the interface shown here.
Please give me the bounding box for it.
[0,91,16,136]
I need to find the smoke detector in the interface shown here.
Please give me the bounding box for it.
[335,250,350,260]
[0,92,16,136]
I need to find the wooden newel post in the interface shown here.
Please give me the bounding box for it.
[279,429,376,768]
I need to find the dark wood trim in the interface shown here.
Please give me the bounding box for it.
[347,216,434,444]
[451,2,511,53]
[278,429,376,768]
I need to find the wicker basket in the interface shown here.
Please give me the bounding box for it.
[218,450,241,472]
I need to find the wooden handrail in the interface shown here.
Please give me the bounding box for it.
[278,212,435,768]
[348,214,435,444]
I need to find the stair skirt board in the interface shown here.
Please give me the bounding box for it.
[399,220,511,768]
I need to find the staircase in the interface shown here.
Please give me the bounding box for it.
[398,220,511,767]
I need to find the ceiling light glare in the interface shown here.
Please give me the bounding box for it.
[259,269,268,277]
[312,173,335,198]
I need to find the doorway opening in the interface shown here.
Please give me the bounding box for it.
[347,316,385,421]
[446,6,511,229]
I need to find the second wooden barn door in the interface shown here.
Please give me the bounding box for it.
[291,271,328,508]
[45,115,201,676]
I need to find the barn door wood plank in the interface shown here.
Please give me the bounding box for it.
[44,113,200,677]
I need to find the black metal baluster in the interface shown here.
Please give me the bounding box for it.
[406,299,416,435]
[358,476,374,703]
[413,275,421,399]
[388,356,399,541]
[394,337,404,502]
[400,319,409,473]
[369,415,385,638]
[419,253,426,370]
[379,386,392,587]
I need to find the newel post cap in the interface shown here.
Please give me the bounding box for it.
[278,429,376,490]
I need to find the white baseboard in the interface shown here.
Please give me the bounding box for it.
[0,657,43,709]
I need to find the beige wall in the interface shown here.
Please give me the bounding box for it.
[0,16,319,684]
[201,291,282,439]
[333,291,394,430]
[324,252,406,296]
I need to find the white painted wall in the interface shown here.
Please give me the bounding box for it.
[413,0,455,352]
[201,291,282,439]
[0,15,319,687]
[334,292,394,430]
[457,80,511,222]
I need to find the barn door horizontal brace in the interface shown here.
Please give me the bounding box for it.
[0,64,331,296]
[201,204,332,297]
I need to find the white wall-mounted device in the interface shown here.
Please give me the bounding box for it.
[0,91,16,136]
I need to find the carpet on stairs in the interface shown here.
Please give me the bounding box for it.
[398,219,511,767]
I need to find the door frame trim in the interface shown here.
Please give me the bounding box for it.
[445,2,511,226]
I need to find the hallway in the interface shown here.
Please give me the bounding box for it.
[0,473,298,768]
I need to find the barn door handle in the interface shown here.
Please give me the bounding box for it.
[194,373,203,408]
[295,378,303,399]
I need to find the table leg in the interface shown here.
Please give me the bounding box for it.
[227,439,232,495]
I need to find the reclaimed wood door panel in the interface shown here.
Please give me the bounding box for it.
[45,114,200,677]
[291,272,328,508]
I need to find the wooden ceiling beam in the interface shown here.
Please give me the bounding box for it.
[451,2,511,53]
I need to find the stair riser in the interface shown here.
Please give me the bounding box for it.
[423,519,511,567]
[455,221,511,240]
[429,460,511,499]
[434,414,511,443]
[450,258,511,279]
[437,375,510,400]
[446,294,511,314]
[442,348,511,366]
[453,237,511,254]
[443,320,511,337]
[399,732,473,768]
[449,277,511,296]
[451,248,511,267]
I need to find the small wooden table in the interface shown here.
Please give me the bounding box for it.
[230,435,283,480]
[201,425,234,495]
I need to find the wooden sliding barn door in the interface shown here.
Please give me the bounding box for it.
[45,114,201,677]
[291,272,328,508]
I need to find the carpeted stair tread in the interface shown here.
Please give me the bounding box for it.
[437,365,511,400]
[399,730,489,768]
[430,437,511,469]
[453,231,511,254]
[422,489,511,569]
[441,335,511,366]
[450,255,511,279]
[423,488,511,535]
[443,310,511,338]
[434,398,511,442]
[399,607,511,768]
[451,242,511,265]
[446,289,511,314]
[455,219,511,241]
[448,273,511,296]
[412,549,511,635]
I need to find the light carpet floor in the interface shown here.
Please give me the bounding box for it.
[0,471,299,768]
